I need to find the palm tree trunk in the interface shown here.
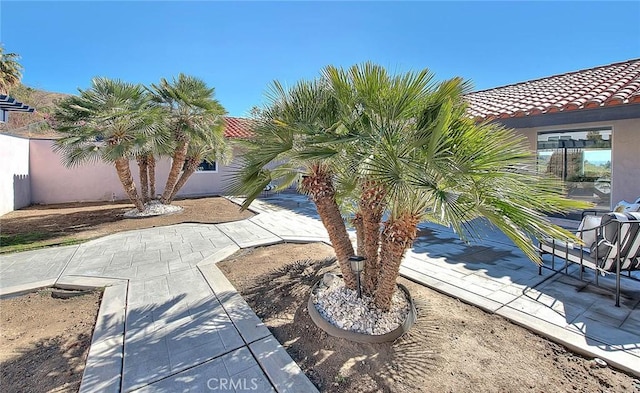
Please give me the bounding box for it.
[360,181,386,295]
[302,164,357,290]
[374,214,419,310]
[114,157,145,211]
[161,138,188,204]
[168,156,199,202]
[148,154,156,199]
[137,155,149,203]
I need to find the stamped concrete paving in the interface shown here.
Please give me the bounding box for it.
[0,208,324,392]
[259,192,640,377]
[2,192,640,390]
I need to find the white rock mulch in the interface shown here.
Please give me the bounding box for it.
[311,273,410,335]
[123,200,183,218]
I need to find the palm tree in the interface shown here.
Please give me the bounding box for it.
[325,63,589,310]
[228,80,359,289]
[235,63,592,312]
[324,63,437,296]
[149,74,226,204]
[52,77,166,211]
[0,45,23,95]
[167,123,231,202]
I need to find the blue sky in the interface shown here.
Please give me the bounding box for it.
[2,1,639,117]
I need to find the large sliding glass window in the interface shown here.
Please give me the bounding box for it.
[537,128,612,208]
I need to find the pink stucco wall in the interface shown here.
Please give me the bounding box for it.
[29,139,240,205]
[19,119,640,210]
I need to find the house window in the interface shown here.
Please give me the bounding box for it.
[183,160,217,173]
[537,128,612,209]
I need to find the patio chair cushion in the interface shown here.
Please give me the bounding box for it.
[614,197,640,212]
[576,215,601,249]
[593,212,640,271]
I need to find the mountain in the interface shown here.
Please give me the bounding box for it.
[0,84,68,138]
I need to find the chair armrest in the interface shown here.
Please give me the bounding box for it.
[581,210,604,219]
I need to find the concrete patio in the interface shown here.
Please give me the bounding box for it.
[0,200,329,393]
[256,191,640,377]
[1,191,639,393]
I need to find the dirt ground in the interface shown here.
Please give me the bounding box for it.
[0,290,102,393]
[0,197,253,253]
[218,243,640,393]
[3,197,640,392]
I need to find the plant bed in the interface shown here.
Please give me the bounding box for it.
[218,243,640,393]
[123,200,184,218]
[0,289,102,393]
[308,275,417,343]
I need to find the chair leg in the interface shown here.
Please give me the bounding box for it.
[538,250,544,275]
[616,258,621,308]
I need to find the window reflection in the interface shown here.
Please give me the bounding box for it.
[537,129,612,208]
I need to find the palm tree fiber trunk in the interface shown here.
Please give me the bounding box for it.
[359,182,386,295]
[302,165,357,290]
[169,156,199,202]
[115,157,145,211]
[374,214,419,310]
[148,154,156,199]
[137,155,149,203]
[161,139,188,204]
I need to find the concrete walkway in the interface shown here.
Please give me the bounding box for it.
[2,191,639,391]
[257,191,640,378]
[0,198,328,393]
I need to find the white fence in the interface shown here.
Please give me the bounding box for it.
[0,133,31,215]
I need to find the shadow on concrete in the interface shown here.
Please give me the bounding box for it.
[258,190,321,221]
[261,192,640,362]
[410,220,640,354]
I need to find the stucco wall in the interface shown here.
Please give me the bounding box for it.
[511,118,639,209]
[0,133,31,215]
[29,139,241,204]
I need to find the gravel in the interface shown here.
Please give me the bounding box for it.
[123,200,183,218]
[311,273,410,335]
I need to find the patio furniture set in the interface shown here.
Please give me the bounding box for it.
[539,198,640,306]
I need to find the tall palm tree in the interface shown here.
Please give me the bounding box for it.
[325,63,437,296]
[233,63,590,312]
[52,77,166,211]
[149,74,226,204]
[167,123,231,202]
[228,80,359,289]
[0,45,23,95]
[327,64,590,309]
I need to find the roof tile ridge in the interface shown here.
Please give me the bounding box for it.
[466,58,640,95]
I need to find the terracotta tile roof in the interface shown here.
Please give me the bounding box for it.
[465,59,640,121]
[223,116,254,139]
[2,116,255,140]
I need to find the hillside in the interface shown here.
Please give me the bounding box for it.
[0,85,68,139]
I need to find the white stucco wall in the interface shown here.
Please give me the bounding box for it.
[29,139,241,205]
[513,118,639,209]
[0,133,31,215]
